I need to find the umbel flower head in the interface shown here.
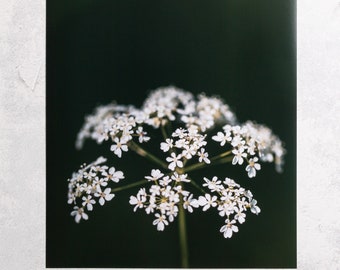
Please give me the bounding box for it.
[68,86,286,239]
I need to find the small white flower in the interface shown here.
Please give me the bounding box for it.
[183,194,199,213]
[181,146,196,159]
[94,176,108,187]
[171,172,190,183]
[217,198,236,217]
[246,138,257,155]
[197,148,210,164]
[110,137,128,158]
[102,167,124,183]
[161,185,173,198]
[145,169,164,182]
[246,157,261,178]
[168,191,180,204]
[152,213,169,231]
[166,153,183,171]
[160,138,173,152]
[82,195,96,211]
[173,185,190,197]
[175,139,188,149]
[223,177,240,188]
[249,199,261,215]
[198,193,218,211]
[95,187,115,206]
[145,196,157,214]
[203,176,222,192]
[129,188,147,211]
[71,206,88,223]
[159,176,172,186]
[67,193,76,204]
[149,185,161,196]
[212,131,231,146]
[231,135,245,148]
[220,219,239,238]
[172,128,187,138]
[232,148,247,165]
[222,124,232,133]
[166,204,179,222]
[234,207,246,223]
[136,126,150,143]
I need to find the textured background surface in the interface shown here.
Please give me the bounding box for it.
[0,0,339,270]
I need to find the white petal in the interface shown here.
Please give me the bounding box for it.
[82,212,89,220]
[105,193,115,201]
[168,162,176,171]
[254,163,261,170]
[198,196,207,206]
[224,228,233,238]
[115,148,122,158]
[220,225,227,233]
[190,199,199,208]
[202,204,210,211]
[157,222,165,231]
[232,225,238,232]
[232,156,238,165]
[238,216,245,224]
[99,197,105,206]
[129,196,138,205]
[75,214,81,223]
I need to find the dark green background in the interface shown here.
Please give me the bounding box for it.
[47,0,296,268]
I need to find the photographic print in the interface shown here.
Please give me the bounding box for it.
[47,0,296,268]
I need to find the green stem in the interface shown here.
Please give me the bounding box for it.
[161,124,168,141]
[178,185,189,268]
[184,155,233,173]
[111,179,148,193]
[128,140,168,169]
[166,120,173,136]
[210,150,232,161]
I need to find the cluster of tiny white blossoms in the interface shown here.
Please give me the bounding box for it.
[162,126,210,170]
[68,86,286,239]
[67,156,124,223]
[198,176,260,238]
[212,121,286,177]
[129,169,199,231]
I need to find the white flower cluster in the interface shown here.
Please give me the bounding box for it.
[212,121,286,178]
[179,94,237,132]
[76,105,150,158]
[142,87,237,131]
[142,87,194,128]
[129,169,198,231]
[198,176,260,238]
[76,86,237,151]
[69,86,286,239]
[67,157,124,222]
[161,127,210,171]
[75,103,136,149]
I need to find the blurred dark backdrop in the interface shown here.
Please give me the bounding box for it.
[47,0,296,268]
